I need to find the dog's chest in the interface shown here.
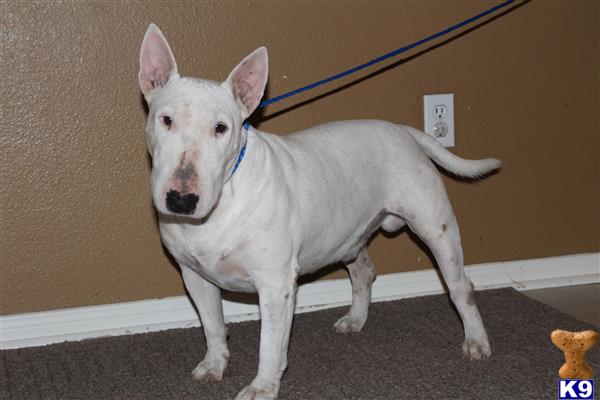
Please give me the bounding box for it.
[159,222,255,292]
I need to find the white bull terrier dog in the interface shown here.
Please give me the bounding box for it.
[138,24,500,400]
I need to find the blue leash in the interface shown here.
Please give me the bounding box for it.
[258,0,515,109]
[230,0,516,178]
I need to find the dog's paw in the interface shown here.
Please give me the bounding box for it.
[191,353,229,382]
[462,338,492,361]
[234,383,278,400]
[333,315,366,333]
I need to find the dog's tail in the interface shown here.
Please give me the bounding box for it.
[405,126,501,178]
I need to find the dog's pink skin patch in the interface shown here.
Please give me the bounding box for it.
[170,150,199,194]
[218,240,252,281]
[200,371,221,382]
[219,260,250,279]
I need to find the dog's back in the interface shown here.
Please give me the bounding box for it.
[253,120,437,269]
[254,119,500,270]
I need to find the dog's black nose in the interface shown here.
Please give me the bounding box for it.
[165,190,199,215]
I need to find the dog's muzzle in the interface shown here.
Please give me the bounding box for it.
[165,190,199,215]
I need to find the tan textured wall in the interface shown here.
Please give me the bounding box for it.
[1,1,598,315]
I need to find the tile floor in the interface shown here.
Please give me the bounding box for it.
[523,283,599,326]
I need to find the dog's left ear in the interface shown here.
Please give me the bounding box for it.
[224,47,268,119]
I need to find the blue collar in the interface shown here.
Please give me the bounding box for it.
[227,121,250,180]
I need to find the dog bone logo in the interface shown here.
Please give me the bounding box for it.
[551,329,598,379]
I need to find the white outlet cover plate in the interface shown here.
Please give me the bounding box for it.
[424,93,454,147]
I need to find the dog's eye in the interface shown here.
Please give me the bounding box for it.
[215,122,228,135]
[161,116,173,128]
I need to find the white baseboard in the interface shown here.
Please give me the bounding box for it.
[1,252,598,350]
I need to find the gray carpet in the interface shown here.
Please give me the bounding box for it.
[2,288,599,400]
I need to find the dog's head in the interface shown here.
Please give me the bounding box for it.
[138,24,268,219]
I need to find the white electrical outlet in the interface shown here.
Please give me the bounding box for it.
[424,93,454,147]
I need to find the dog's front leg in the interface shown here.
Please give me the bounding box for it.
[235,273,297,400]
[181,266,230,382]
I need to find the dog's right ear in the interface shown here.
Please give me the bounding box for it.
[139,24,179,99]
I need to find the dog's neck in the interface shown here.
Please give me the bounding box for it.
[209,126,273,224]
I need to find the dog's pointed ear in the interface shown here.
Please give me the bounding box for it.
[139,23,179,98]
[224,47,268,119]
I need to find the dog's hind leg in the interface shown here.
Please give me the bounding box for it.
[406,204,492,360]
[334,248,376,333]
